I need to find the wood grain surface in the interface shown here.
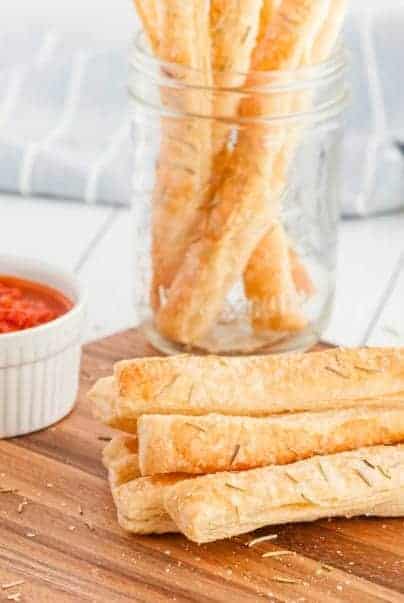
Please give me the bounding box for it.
[1,328,404,602]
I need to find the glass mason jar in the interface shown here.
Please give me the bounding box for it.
[129,33,348,356]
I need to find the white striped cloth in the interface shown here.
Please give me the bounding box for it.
[0,27,132,206]
[0,8,403,215]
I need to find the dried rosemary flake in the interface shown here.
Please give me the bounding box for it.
[167,161,196,176]
[248,534,278,547]
[230,445,241,466]
[226,483,246,493]
[207,198,221,210]
[187,384,195,405]
[300,492,316,505]
[285,472,299,484]
[324,366,349,379]
[362,459,376,470]
[2,581,25,590]
[97,436,112,442]
[376,465,392,480]
[185,422,207,433]
[241,26,252,44]
[269,577,301,585]
[262,551,295,559]
[17,500,28,514]
[156,375,180,399]
[318,461,329,482]
[0,488,17,494]
[354,365,382,374]
[354,468,373,487]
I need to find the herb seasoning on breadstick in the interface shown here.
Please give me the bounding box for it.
[89,348,404,420]
[137,407,404,476]
[164,445,404,543]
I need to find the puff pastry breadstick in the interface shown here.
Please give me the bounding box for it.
[211,3,315,329]
[156,0,328,345]
[208,0,264,196]
[103,435,181,534]
[213,0,314,312]
[88,348,404,420]
[245,0,348,332]
[244,222,308,332]
[164,445,404,543]
[137,407,404,476]
[149,0,212,310]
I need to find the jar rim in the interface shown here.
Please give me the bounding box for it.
[131,30,347,94]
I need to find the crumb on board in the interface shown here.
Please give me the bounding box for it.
[0,488,18,495]
[2,581,25,590]
[247,534,278,547]
[7,593,22,602]
[17,500,28,514]
[262,551,295,559]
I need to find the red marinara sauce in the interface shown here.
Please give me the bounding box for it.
[0,275,73,334]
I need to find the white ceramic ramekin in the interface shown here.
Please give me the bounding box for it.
[0,256,86,438]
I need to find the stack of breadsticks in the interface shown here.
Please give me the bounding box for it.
[133,0,347,350]
[90,347,404,544]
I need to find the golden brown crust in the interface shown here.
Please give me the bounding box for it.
[103,348,404,419]
[257,0,279,44]
[137,408,404,476]
[244,223,308,332]
[164,445,404,543]
[155,0,329,344]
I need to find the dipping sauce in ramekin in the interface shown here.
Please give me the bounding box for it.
[0,256,86,439]
[0,275,73,334]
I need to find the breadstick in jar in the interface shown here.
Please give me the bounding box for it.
[244,0,347,333]
[149,0,213,310]
[156,0,328,345]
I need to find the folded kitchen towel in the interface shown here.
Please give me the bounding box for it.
[0,27,133,206]
[0,7,403,215]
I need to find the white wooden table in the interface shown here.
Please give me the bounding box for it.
[2,193,404,347]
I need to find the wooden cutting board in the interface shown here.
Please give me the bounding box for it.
[1,328,403,603]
